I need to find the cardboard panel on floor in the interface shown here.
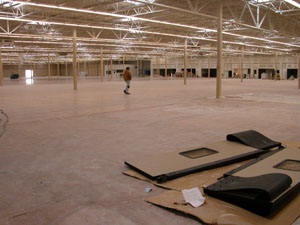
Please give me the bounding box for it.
[123,141,300,225]
[146,188,300,225]
[125,141,265,182]
[123,159,252,190]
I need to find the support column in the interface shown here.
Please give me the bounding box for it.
[241,46,244,83]
[77,57,80,74]
[73,29,78,90]
[136,58,139,77]
[216,0,223,99]
[57,63,60,78]
[110,55,113,79]
[156,56,159,76]
[208,55,211,78]
[251,60,254,79]
[230,56,235,78]
[48,53,50,79]
[274,53,278,79]
[198,56,201,78]
[33,63,35,77]
[184,39,187,85]
[0,48,3,86]
[298,55,300,89]
[100,47,103,81]
[190,56,192,78]
[65,62,67,76]
[96,61,99,77]
[18,57,21,77]
[165,50,167,79]
[87,61,89,76]
[84,61,87,76]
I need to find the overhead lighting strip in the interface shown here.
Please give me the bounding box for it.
[284,0,300,8]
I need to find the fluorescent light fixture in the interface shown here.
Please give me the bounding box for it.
[129,28,142,33]
[125,0,142,5]
[284,0,300,8]
[28,21,48,26]
[256,0,272,3]
[125,0,155,5]
[121,17,138,22]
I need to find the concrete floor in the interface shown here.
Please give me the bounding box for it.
[0,77,299,225]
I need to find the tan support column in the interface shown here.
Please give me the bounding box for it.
[18,57,21,77]
[87,61,89,76]
[140,59,142,76]
[73,29,78,90]
[140,59,143,76]
[100,47,103,81]
[165,50,167,79]
[65,62,67,76]
[136,58,139,77]
[0,48,3,86]
[190,56,193,78]
[298,55,300,89]
[48,53,50,79]
[208,55,211,78]
[77,57,80,74]
[274,53,278,79]
[184,39,187,85]
[57,63,60,78]
[96,61,98,77]
[110,55,113,79]
[241,46,244,83]
[156,56,159,76]
[216,0,223,99]
[84,61,87,76]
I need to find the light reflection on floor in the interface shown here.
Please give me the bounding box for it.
[25,78,34,85]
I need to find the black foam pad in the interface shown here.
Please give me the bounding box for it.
[227,130,281,150]
[204,173,292,216]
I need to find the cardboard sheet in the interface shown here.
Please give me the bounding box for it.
[123,141,300,225]
[123,160,251,190]
[144,141,300,225]
[146,188,300,225]
[125,141,258,179]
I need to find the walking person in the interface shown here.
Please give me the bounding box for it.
[123,67,132,95]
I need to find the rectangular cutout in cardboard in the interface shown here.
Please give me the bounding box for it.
[179,148,218,159]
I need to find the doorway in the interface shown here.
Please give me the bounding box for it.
[287,69,298,79]
[25,70,34,85]
[201,69,217,77]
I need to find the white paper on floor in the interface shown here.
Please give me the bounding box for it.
[182,187,205,208]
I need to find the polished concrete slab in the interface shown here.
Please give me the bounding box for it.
[0,78,299,225]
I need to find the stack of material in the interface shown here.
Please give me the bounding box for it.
[123,130,300,225]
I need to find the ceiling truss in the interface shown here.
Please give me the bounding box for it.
[0,0,299,64]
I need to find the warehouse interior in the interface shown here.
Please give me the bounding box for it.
[0,0,300,224]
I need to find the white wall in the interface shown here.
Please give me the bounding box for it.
[151,55,299,79]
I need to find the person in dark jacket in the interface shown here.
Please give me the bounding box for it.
[123,67,132,95]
